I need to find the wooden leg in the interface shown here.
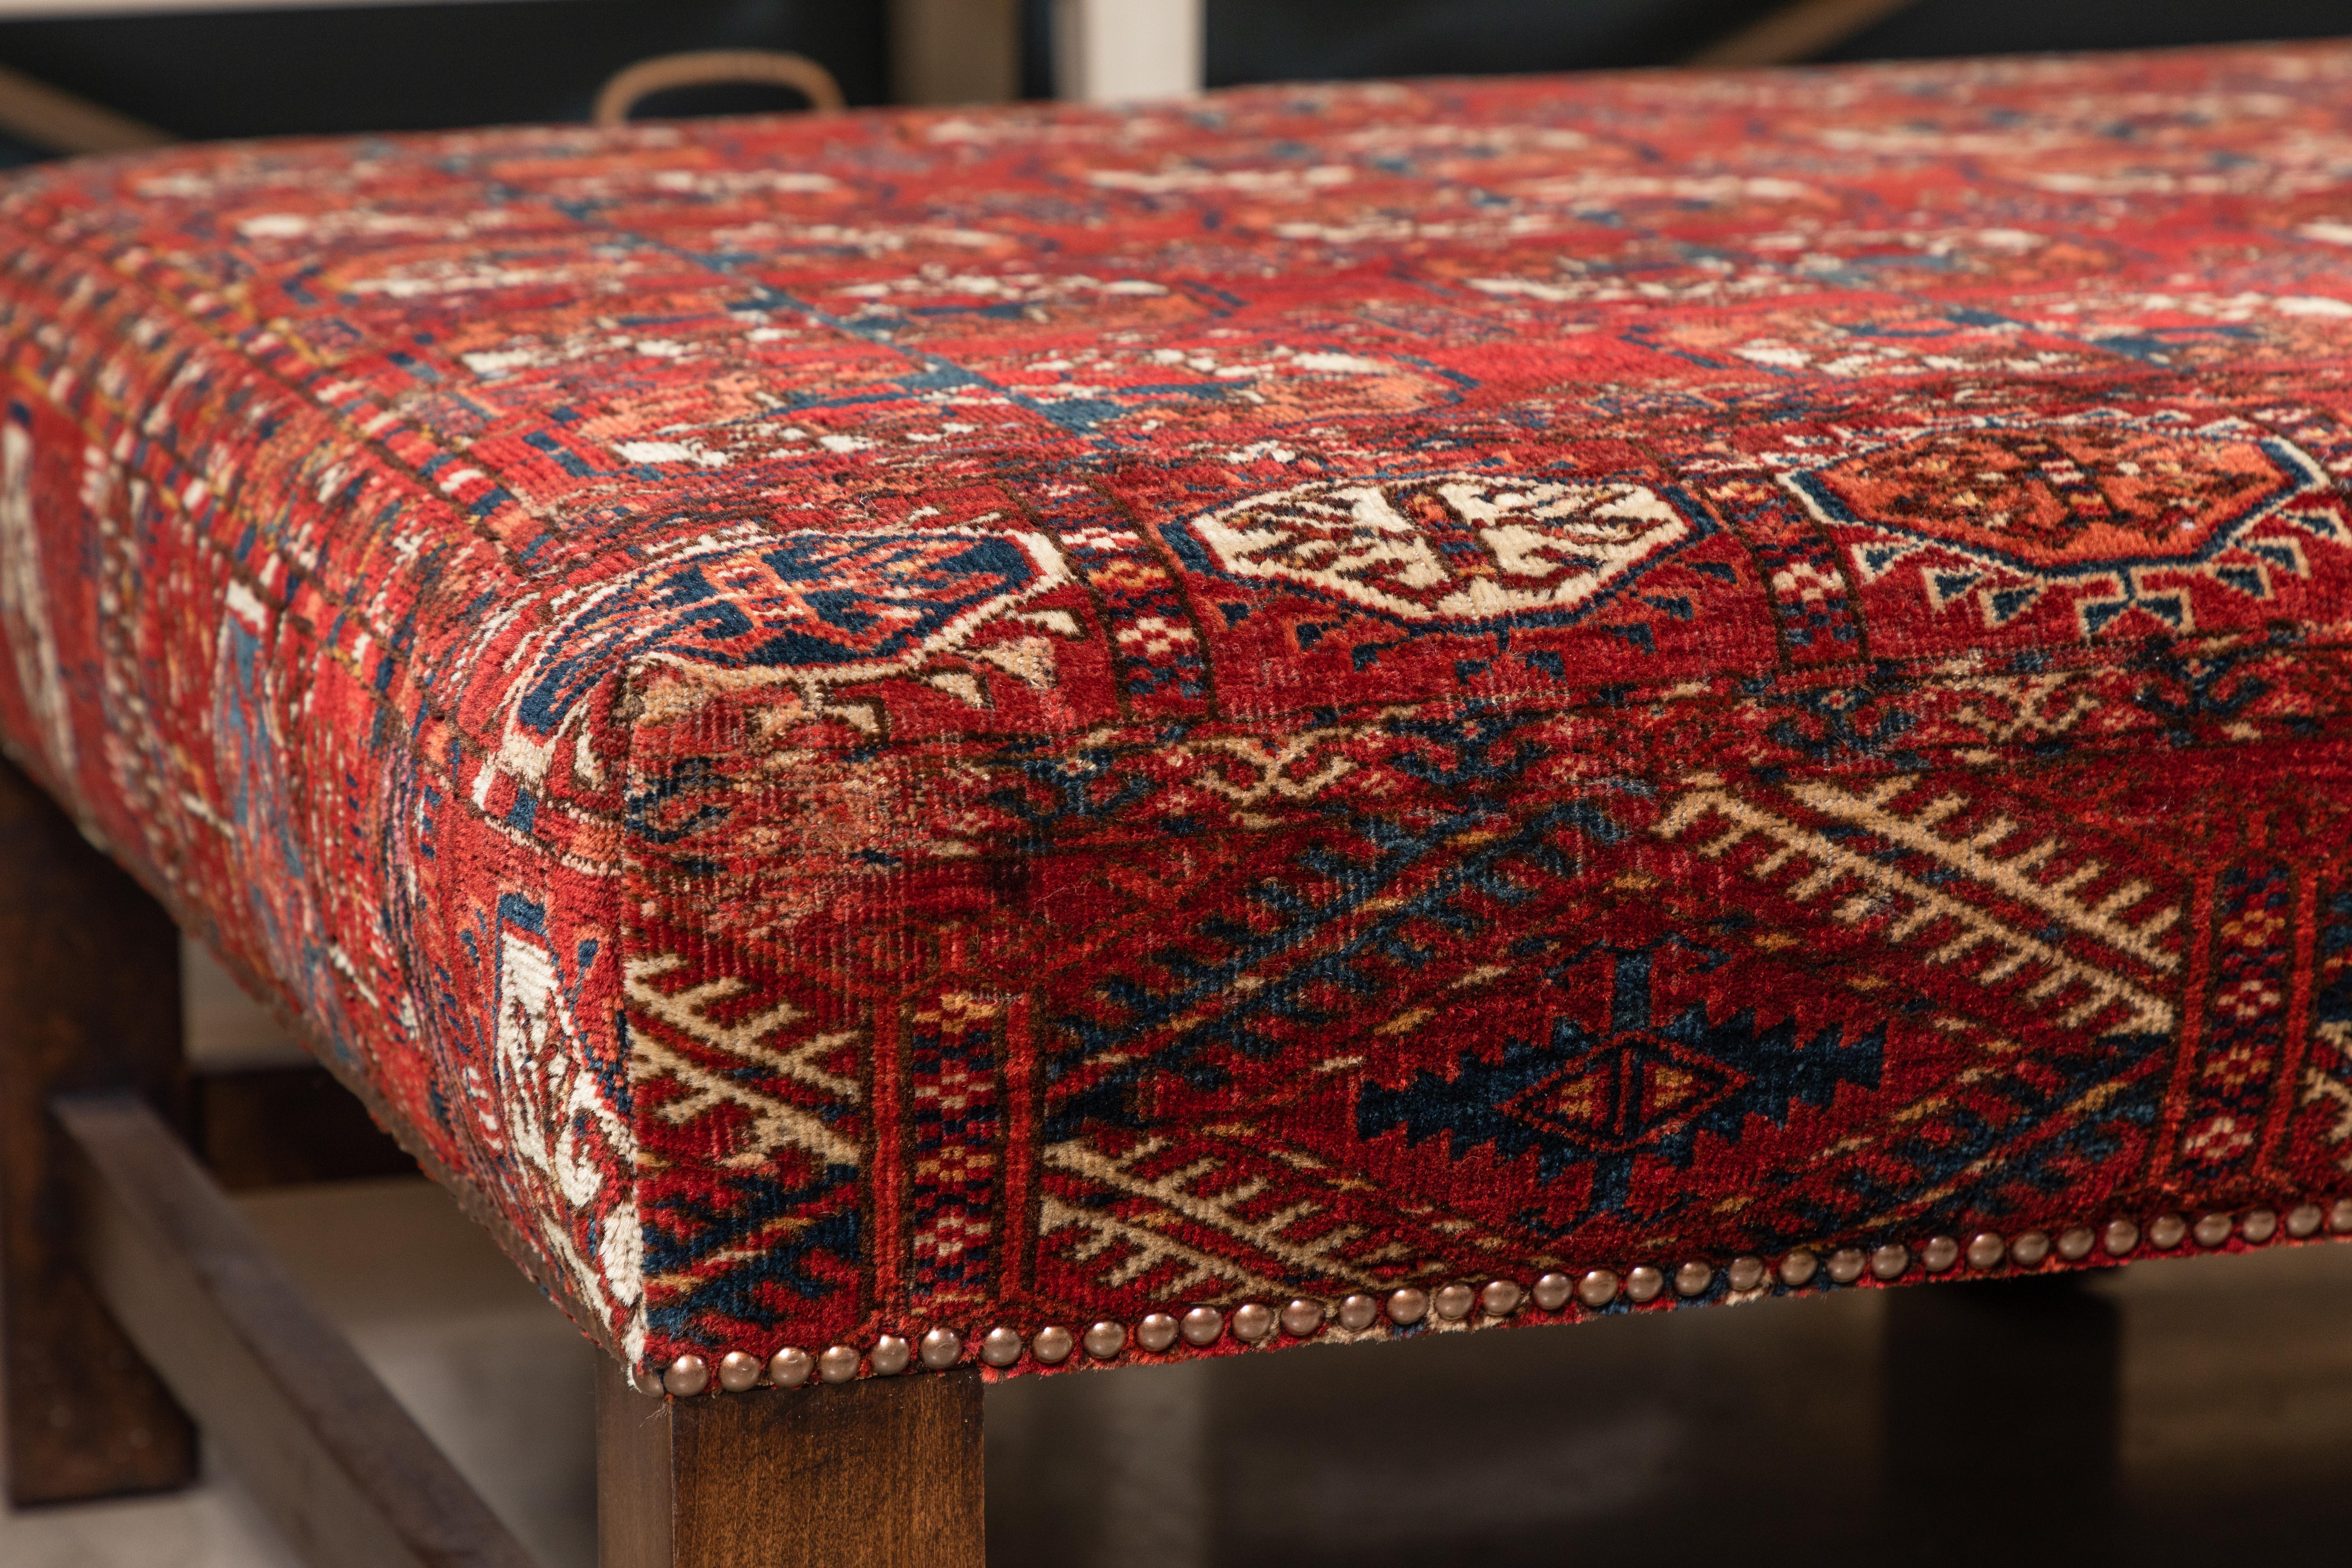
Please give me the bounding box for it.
[0,757,195,1505]
[888,0,1021,104]
[1881,1272,2119,1558]
[599,1358,985,1568]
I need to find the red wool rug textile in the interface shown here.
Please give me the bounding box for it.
[1,42,2350,1387]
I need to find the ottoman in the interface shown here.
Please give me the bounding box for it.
[1,37,2349,1568]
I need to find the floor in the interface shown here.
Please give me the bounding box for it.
[7,1176,2352,1568]
[8,949,2352,1565]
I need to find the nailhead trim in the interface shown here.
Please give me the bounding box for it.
[1479,1279,1525,1317]
[717,1350,762,1393]
[638,1199,2352,1392]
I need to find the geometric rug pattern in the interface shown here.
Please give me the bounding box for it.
[0,42,2350,1380]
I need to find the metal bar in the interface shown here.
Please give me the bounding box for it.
[1687,0,1919,68]
[0,61,171,154]
[54,1091,538,1568]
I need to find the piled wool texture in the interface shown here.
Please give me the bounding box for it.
[1,42,2350,1383]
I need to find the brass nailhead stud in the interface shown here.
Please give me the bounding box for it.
[1337,1295,1380,1332]
[818,1346,861,1384]
[2056,1226,2096,1261]
[1674,1261,1714,1297]
[663,1355,710,1397]
[769,1348,812,1388]
[2192,1213,2233,1248]
[1181,1307,1224,1346]
[1727,1256,1767,1292]
[630,1367,666,1397]
[1826,1249,1865,1284]
[1532,1272,1574,1311]
[919,1328,962,1370]
[1479,1280,1524,1317]
[1031,1326,1074,1364]
[1231,1304,1276,1342]
[1432,1284,1476,1321]
[1870,1244,1909,1280]
[1625,1266,1664,1303]
[2242,1209,2278,1244]
[1965,1232,2005,1271]
[979,1328,1024,1368]
[870,1336,911,1376]
[717,1351,763,1393]
[1138,1313,1180,1352]
[2102,1219,2140,1256]
[1280,1299,1324,1337]
[1920,1236,1960,1273]
[1083,1321,1127,1360]
[1387,1288,1430,1325]
[2010,1231,2051,1267]
[1779,1251,1818,1288]
[2147,1214,2187,1251]
[2287,1203,2324,1238]
[2330,1198,2352,1233]
[1577,1269,1619,1309]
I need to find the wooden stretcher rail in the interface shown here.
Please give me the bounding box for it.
[53,1091,537,1568]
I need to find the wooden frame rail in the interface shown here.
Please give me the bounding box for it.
[55,1092,537,1568]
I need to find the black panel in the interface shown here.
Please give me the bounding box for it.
[1207,0,2352,87]
[1827,0,2352,61]
[1206,0,1782,85]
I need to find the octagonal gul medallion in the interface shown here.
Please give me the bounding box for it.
[503,519,1075,742]
[1779,411,2350,637]
[1166,471,1699,628]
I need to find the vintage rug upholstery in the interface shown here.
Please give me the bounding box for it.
[2,40,2350,1392]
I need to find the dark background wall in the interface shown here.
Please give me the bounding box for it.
[0,0,888,147]
[1205,0,2352,83]
[0,0,2345,163]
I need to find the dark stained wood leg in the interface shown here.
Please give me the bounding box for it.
[598,1358,985,1568]
[1881,1271,2119,1560]
[0,757,195,1505]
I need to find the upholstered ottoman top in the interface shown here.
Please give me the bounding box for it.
[2,40,2348,1390]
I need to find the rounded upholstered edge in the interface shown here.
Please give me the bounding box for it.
[630,1199,2352,1397]
[0,735,623,1370]
[591,49,847,126]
